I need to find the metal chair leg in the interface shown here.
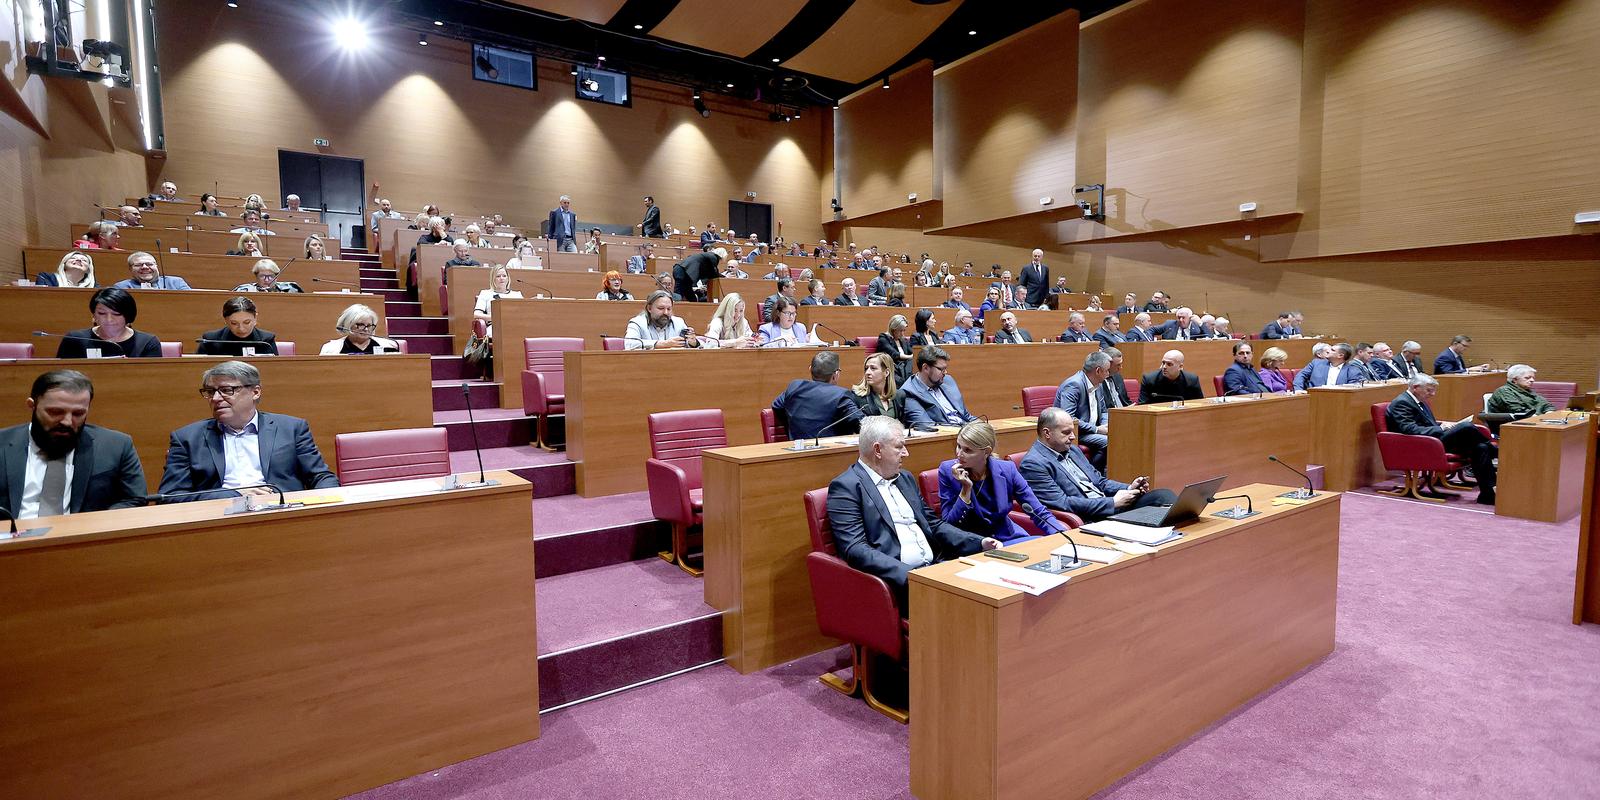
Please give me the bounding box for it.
[657,522,704,577]
[535,414,562,452]
[818,644,909,724]
[1381,471,1445,503]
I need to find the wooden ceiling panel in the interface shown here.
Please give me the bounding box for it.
[653,0,812,58]
[783,0,962,84]
[502,0,628,25]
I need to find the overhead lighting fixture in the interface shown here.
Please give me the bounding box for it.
[771,58,779,63]
[694,97,709,118]
[570,65,579,75]
[227,0,238,6]
[334,17,368,52]
[726,82,734,88]
[433,19,443,26]
[968,30,977,35]
[633,24,643,30]
[881,76,890,89]
[692,88,701,100]
[597,55,606,61]
[417,33,427,46]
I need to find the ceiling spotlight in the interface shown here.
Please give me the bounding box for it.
[633,24,643,30]
[694,97,709,118]
[570,65,578,75]
[597,55,606,61]
[227,1,239,7]
[771,58,779,63]
[334,17,368,52]
[881,76,890,89]
[433,19,443,26]
[726,82,734,88]
[417,33,428,46]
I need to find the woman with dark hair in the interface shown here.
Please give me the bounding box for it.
[196,193,228,217]
[197,296,280,356]
[55,287,163,358]
[909,308,941,347]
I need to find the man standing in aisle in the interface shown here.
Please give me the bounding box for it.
[547,195,578,253]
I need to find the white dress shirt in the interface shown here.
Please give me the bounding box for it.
[20,437,74,519]
[1086,379,1103,427]
[1324,364,1343,387]
[860,461,933,567]
[220,412,266,489]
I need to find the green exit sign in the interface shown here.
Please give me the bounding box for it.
[313,138,330,147]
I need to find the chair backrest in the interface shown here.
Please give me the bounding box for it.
[1276,368,1294,385]
[759,407,788,443]
[333,427,451,486]
[472,319,487,339]
[523,337,583,396]
[438,284,448,313]
[803,487,834,554]
[1532,380,1578,410]
[857,336,879,354]
[917,468,940,513]
[0,342,35,359]
[160,341,180,357]
[276,340,296,356]
[1370,402,1390,434]
[1007,452,1026,469]
[601,336,626,351]
[1021,385,1055,416]
[1212,375,1226,396]
[1124,378,1140,404]
[646,409,727,489]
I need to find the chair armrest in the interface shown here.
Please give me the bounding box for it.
[805,552,904,660]
[646,457,694,524]
[1376,431,1448,470]
[522,370,549,415]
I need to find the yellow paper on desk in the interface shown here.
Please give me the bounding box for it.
[1271,496,1310,506]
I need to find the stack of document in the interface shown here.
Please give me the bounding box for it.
[955,561,1071,595]
[1080,520,1182,547]
[1050,543,1124,564]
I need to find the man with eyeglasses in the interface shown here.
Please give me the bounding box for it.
[157,361,339,502]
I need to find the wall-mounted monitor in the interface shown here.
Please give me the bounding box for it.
[472,43,536,91]
[575,64,630,107]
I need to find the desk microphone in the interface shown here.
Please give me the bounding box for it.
[1267,455,1317,499]
[312,277,361,288]
[1145,392,1187,408]
[513,278,557,298]
[0,505,17,534]
[451,382,499,489]
[33,330,126,357]
[149,482,297,511]
[810,321,855,346]
[1208,492,1257,520]
[786,405,866,451]
[1039,507,1083,567]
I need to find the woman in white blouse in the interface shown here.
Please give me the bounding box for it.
[703,292,755,348]
[473,266,523,338]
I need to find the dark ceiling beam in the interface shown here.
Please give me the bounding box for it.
[605,0,682,34]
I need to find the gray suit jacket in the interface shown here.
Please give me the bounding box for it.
[1,423,146,515]
[158,411,339,501]
[1017,439,1128,522]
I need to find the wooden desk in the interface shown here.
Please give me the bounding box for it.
[183,229,309,258]
[1496,412,1591,522]
[1433,370,1508,421]
[1106,392,1311,490]
[388,227,525,271]
[445,267,660,352]
[703,419,1038,673]
[1308,381,1411,491]
[0,285,388,356]
[598,241,686,273]
[564,343,1093,496]
[1573,415,1600,624]
[0,356,433,491]
[22,248,361,291]
[910,484,1339,800]
[417,244,513,316]
[0,472,537,800]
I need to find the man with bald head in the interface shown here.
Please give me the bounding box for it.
[1139,350,1204,404]
[1019,248,1050,308]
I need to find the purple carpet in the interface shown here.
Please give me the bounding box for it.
[532,491,654,539]
[448,445,567,474]
[350,492,1600,800]
[536,558,714,655]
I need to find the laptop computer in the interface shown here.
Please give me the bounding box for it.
[1107,475,1228,527]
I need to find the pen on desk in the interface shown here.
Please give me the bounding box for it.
[958,557,982,566]
[997,575,1036,591]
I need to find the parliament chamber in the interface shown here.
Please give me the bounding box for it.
[0,0,1597,798]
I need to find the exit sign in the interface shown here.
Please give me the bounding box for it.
[313,138,330,147]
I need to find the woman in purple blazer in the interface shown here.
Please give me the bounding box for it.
[1258,346,1291,392]
[937,421,1067,544]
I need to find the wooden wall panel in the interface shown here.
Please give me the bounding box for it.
[934,12,1078,230]
[1266,0,1600,259]
[784,1,959,84]
[834,61,934,220]
[152,0,825,245]
[653,0,810,59]
[1069,0,1303,242]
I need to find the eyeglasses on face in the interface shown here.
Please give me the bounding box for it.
[199,384,254,398]
[348,323,378,333]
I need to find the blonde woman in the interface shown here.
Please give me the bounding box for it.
[303,235,334,261]
[473,266,523,338]
[506,240,543,270]
[462,223,490,248]
[234,259,303,293]
[32,250,97,287]
[320,304,400,354]
[228,232,264,257]
[851,352,902,420]
[704,292,755,348]
[937,420,1067,544]
[1258,346,1291,393]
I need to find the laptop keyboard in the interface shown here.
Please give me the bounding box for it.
[1111,504,1172,526]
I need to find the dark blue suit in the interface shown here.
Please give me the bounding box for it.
[1434,348,1466,375]
[546,208,577,243]
[1124,327,1155,343]
[1,423,145,514]
[1017,439,1129,522]
[771,379,859,440]
[1260,321,1296,339]
[1093,328,1125,349]
[158,411,339,501]
[1222,361,1272,395]
[1295,360,1369,390]
[1367,358,1404,380]
[1059,328,1093,343]
[825,462,985,605]
[936,457,1062,543]
[897,375,976,431]
[1152,320,1203,340]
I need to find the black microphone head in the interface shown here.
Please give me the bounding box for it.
[1267,455,1280,462]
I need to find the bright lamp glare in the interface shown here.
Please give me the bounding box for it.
[335,17,368,52]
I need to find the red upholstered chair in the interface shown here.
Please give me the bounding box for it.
[1021,385,1055,416]
[916,466,1071,538]
[0,343,35,359]
[522,337,583,450]
[1277,368,1295,386]
[857,336,879,355]
[472,319,488,339]
[160,341,180,357]
[1212,375,1226,396]
[276,341,296,356]
[1124,378,1140,404]
[646,409,727,576]
[759,407,788,443]
[802,488,908,723]
[601,336,626,351]
[1371,401,1469,502]
[1532,381,1579,410]
[333,428,451,486]
[438,284,448,315]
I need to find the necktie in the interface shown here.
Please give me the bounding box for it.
[1060,453,1102,497]
[39,456,68,516]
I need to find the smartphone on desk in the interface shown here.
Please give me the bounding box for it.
[983,549,1029,562]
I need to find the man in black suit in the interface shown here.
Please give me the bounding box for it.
[674,247,726,304]
[1394,341,1424,380]
[1139,349,1204,404]
[1152,307,1202,340]
[640,195,663,238]
[158,361,340,502]
[1123,313,1156,342]
[1114,292,1140,316]
[1018,249,1050,308]
[833,277,868,306]
[772,352,861,440]
[1142,291,1170,313]
[1059,312,1094,343]
[1260,311,1297,340]
[1,370,145,519]
[825,416,1000,609]
[1386,374,1497,504]
[991,312,1033,343]
[1367,342,1405,380]
[1103,347,1133,407]
[1093,314,1126,349]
